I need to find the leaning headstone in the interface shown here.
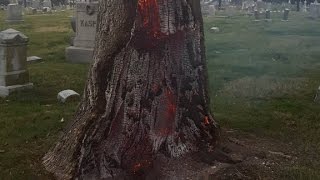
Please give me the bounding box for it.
[253,10,260,21]
[265,9,271,21]
[282,8,290,21]
[65,2,98,63]
[0,29,33,97]
[57,90,80,103]
[6,4,23,23]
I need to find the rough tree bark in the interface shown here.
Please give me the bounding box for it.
[43,0,218,179]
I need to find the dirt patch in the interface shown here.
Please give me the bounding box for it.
[35,26,70,33]
[145,129,298,180]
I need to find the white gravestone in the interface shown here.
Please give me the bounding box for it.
[6,4,23,23]
[310,3,320,18]
[0,29,33,97]
[65,2,98,63]
[57,89,80,103]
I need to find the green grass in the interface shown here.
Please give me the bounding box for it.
[0,10,320,179]
[0,11,88,179]
[205,11,320,178]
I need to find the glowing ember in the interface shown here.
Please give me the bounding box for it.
[165,88,177,124]
[138,0,163,39]
[132,160,152,173]
[204,116,210,125]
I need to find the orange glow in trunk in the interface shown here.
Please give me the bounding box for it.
[138,0,163,39]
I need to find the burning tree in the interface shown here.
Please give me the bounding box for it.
[43,0,218,179]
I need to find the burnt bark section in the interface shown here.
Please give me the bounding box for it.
[43,0,218,179]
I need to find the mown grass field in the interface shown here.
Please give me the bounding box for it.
[0,9,320,179]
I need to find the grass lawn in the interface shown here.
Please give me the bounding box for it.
[0,10,320,179]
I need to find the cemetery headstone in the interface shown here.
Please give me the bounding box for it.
[65,2,98,63]
[303,0,307,12]
[265,9,271,21]
[27,56,42,63]
[31,0,40,9]
[57,90,80,103]
[31,7,37,14]
[282,8,290,21]
[43,0,52,8]
[0,29,33,97]
[310,3,320,18]
[253,10,260,21]
[210,27,220,33]
[6,4,23,23]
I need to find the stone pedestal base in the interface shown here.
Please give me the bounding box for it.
[65,46,93,63]
[0,83,33,97]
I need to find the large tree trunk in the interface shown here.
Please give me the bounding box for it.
[43,0,218,179]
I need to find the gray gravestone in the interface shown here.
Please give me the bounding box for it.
[0,29,33,97]
[31,0,40,9]
[310,3,320,18]
[31,8,37,14]
[282,8,290,21]
[43,0,52,8]
[65,2,98,63]
[265,9,271,21]
[6,4,23,23]
[253,10,260,21]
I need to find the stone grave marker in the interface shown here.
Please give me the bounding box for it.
[27,56,42,63]
[66,2,98,63]
[310,3,320,18]
[282,8,290,21]
[57,89,80,103]
[0,29,33,97]
[43,0,52,8]
[6,4,23,23]
[253,10,260,21]
[265,9,271,21]
[31,0,40,9]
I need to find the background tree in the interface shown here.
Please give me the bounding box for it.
[43,0,218,179]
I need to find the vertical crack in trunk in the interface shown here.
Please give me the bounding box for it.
[43,0,218,179]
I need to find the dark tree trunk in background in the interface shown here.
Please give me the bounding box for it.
[43,0,218,179]
[219,0,222,9]
[297,0,300,11]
